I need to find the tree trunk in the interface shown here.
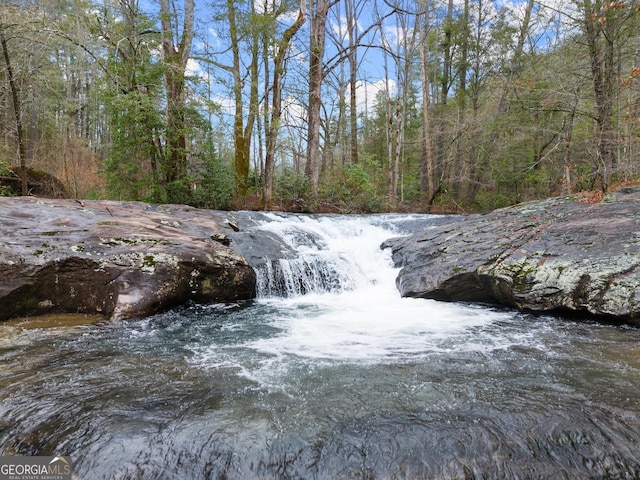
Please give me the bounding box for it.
[263,2,306,209]
[451,0,469,199]
[456,0,469,107]
[347,0,359,165]
[0,27,27,196]
[441,0,454,105]
[419,8,435,204]
[393,103,403,200]
[160,0,195,201]
[228,0,248,197]
[382,27,394,201]
[244,30,260,192]
[562,90,579,195]
[465,0,533,208]
[583,0,616,191]
[227,0,259,199]
[306,0,330,195]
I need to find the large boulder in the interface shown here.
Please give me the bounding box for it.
[382,188,640,323]
[0,197,256,321]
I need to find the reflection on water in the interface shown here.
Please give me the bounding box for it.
[3,313,106,329]
[1,214,640,478]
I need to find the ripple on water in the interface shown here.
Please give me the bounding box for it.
[2,213,640,478]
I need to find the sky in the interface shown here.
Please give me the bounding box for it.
[142,0,579,147]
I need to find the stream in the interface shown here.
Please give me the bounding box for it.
[1,213,640,479]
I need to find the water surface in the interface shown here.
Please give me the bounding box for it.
[1,214,639,479]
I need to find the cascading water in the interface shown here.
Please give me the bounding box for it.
[229,213,503,363]
[1,213,640,479]
[251,213,406,297]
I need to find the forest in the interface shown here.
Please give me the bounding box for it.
[1,0,639,213]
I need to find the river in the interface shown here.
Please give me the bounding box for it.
[1,213,640,479]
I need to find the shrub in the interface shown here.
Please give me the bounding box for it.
[0,157,11,197]
[191,153,236,210]
[275,168,311,209]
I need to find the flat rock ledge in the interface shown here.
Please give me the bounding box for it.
[0,197,256,321]
[382,187,640,324]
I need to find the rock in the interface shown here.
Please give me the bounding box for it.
[210,233,231,246]
[382,188,640,323]
[0,197,256,321]
[222,211,300,271]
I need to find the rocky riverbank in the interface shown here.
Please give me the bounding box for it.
[3,189,640,324]
[382,187,640,324]
[0,197,255,321]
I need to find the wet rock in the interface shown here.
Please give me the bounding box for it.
[0,197,256,321]
[382,188,640,323]
[223,211,299,270]
[210,233,231,246]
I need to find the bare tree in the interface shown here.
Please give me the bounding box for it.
[578,0,635,190]
[465,0,535,207]
[380,0,419,203]
[0,23,27,195]
[345,0,363,166]
[440,0,454,105]
[306,0,336,195]
[263,0,306,209]
[418,0,435,204]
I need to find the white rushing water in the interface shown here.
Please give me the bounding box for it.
[194,214,514,372]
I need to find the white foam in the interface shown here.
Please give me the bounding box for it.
[194,214,514,370]
[248,293,503,361]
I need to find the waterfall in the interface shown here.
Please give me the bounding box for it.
[222,212,499,363]
[246,213,411,298]
[255,255,354,297]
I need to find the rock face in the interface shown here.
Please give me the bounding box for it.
[0,197,256,321]
[382,188,640,323]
